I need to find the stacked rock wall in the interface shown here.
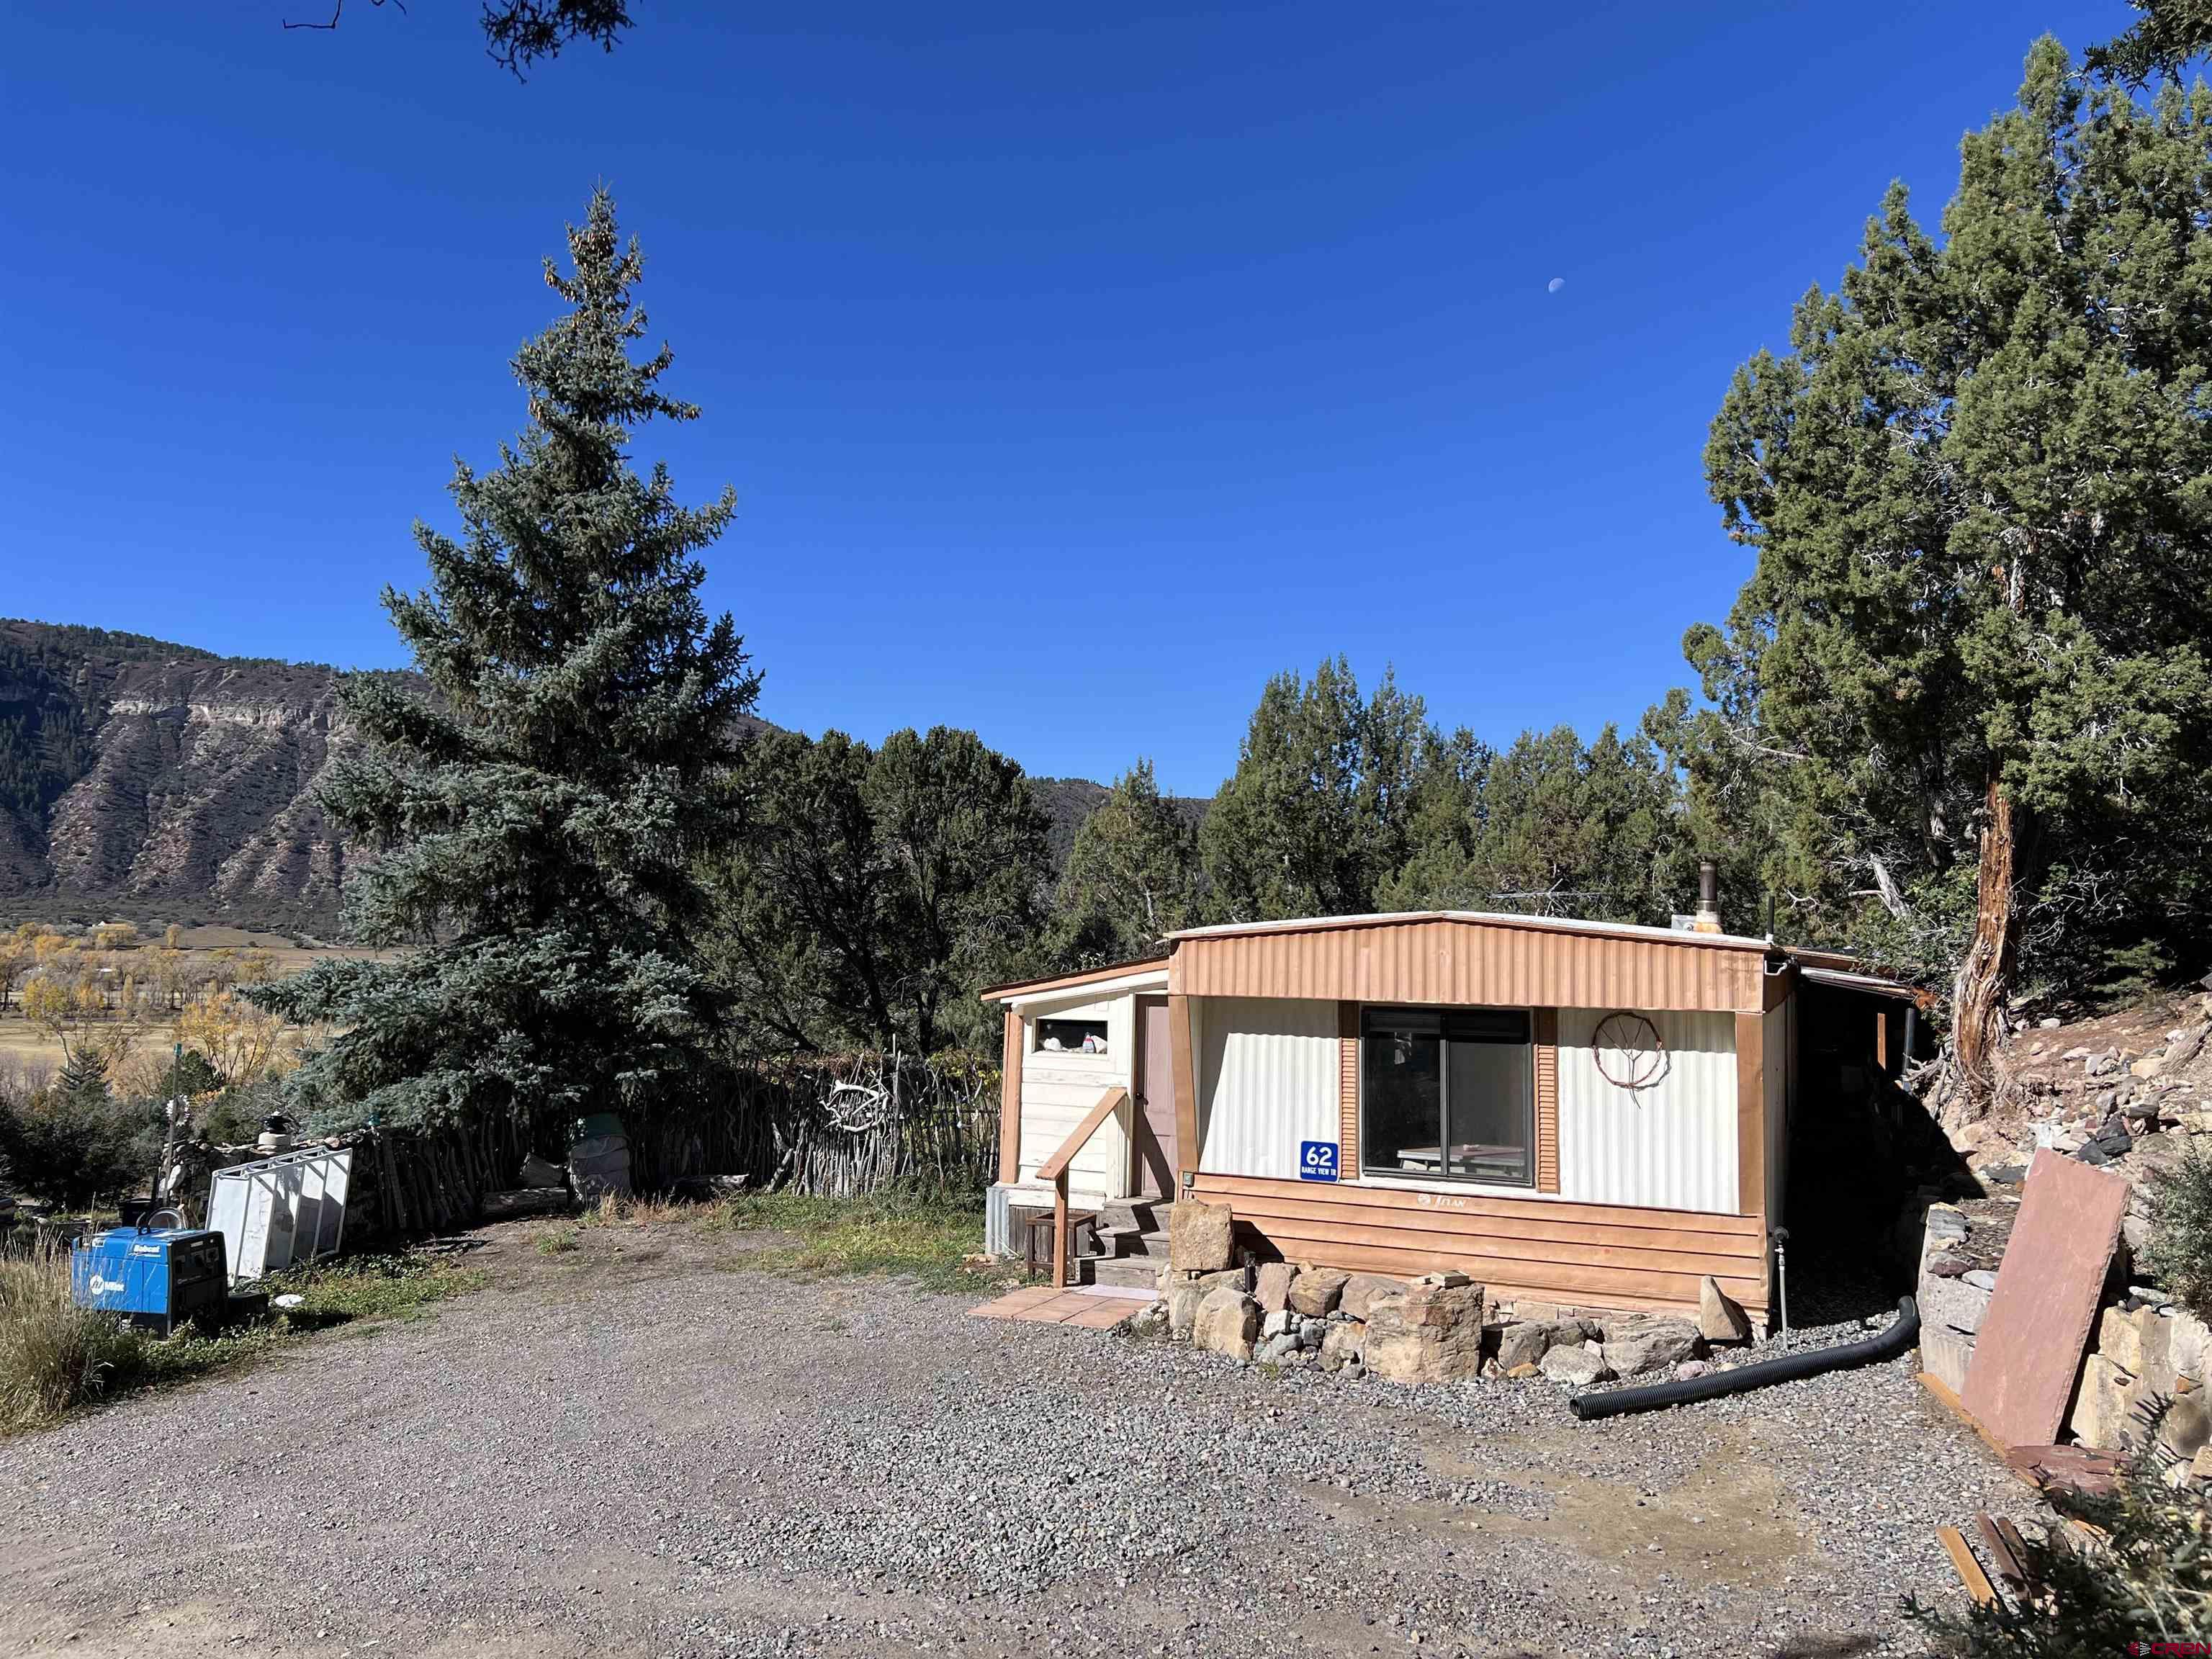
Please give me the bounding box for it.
[1157,1196,1745,1388]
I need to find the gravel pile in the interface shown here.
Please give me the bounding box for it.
[0,1228,2023,1658]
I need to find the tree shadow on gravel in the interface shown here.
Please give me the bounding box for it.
[1766,1637,1879,1659]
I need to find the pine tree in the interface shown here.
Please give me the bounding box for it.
[2087,0,2212,84]
[253,189,757,1133]
[1698,41,2212,1106]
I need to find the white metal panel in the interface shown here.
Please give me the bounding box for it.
[1557,1008,1740,1215]
[207,1148,356,1282]
[1195,997,1339,1182]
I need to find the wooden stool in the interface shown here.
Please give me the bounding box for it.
[1022,1208,1098,1282]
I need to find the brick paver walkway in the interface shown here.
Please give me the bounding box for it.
[966,1284,1148,1329]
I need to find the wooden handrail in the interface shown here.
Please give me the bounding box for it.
[1038,1085,1129,1288]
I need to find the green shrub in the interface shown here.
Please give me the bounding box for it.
[2145,1141,2212,1318]
[0,1087,156,1208]
[2095,939,2178,1006]
[166,1050,226,1100]
[1905,1401,2212,1653]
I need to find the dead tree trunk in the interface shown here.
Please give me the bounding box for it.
[1951,773,2031,1116]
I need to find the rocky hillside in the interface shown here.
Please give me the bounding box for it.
[0,621,358,932]
[1952,987,2212,1259]
[0,619,1210,935]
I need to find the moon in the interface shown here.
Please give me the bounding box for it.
[1547,276,1565,294]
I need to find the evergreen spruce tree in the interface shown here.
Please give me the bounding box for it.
[255,189,757,1134]
[55,1046,107,1105]
[1698,41,2212,1107]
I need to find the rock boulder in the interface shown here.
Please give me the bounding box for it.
[2069,1352,2141,1451]
[1539,1342,1610,1385]
[1254,1261,1295,1314]
[1697,1277,1752,1345]
[2158,1392,2211,1463]
[1339,1272,1408,1321]
[1599,1313,1704,1377]
[1318,1321,1364,1372]
[1360,1280,1488,1385]
[1169,1197,1236,1274]
[1166,1278,1210,1340]
[1495,1317,1596,1373]
[1288,1267,1349,1318]
[1192,1288,1261,1362]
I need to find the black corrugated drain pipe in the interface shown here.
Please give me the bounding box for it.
[1570,1296,1920,1421]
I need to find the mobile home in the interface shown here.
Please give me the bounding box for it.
[984,905,1916,1328]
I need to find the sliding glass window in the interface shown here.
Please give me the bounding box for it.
[1360,1007,1533,1186]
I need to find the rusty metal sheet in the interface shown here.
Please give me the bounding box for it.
[1962,1150,2131,1449]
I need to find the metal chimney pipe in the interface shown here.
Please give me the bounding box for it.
[1694,859,1722,934]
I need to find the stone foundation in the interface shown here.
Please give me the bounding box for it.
[1148,1259,1738,1390]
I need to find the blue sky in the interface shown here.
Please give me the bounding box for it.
[1,2,2136,795]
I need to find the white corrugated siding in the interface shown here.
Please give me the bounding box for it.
[1763,997,1791,1227]
[1195,997,1339,1181]
[1016,993,1133,1202]
[1557,1008,1739,1215]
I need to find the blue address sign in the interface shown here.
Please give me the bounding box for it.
[1298,1140,1339,1182]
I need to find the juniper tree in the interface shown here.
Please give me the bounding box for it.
[1053,760,1204,966]
[1698,41,2212,1106]
[254,189,757,1135]
[1201,659,1460,922]
[704,726,1048,1056]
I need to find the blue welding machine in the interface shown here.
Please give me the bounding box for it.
[71,1223,230,1335]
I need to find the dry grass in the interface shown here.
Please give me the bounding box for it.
[0,1251,484,1437]
[0,1257,145,1434]
[536,1190,1015,1297]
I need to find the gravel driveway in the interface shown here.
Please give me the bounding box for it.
[1,1222,2023,1658]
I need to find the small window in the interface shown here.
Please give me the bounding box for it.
[1036,1017,1108,1056]
[1362,1007,1532,1185]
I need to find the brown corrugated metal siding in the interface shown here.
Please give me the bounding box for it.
[1172,917,1765,1012]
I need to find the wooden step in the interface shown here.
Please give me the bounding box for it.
[1097,1198,1171,1234]
[1094,1223,1171,1260]
[1082,1255,1165,1292]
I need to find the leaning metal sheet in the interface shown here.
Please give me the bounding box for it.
[1961,1149,2131,1449]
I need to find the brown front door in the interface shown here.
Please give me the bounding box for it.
[1135,996,1178,1200]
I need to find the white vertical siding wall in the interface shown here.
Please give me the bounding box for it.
[1557,1009,1740,1215]
[1196,997,1339,1181]
[1763,997,1791,1227]
[1015,992,1133,1202]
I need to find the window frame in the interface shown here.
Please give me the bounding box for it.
[1357,1004,1536,1189]
[1032,1015,1111,1059]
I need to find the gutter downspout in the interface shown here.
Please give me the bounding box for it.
[1570,1297,1920,1422]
